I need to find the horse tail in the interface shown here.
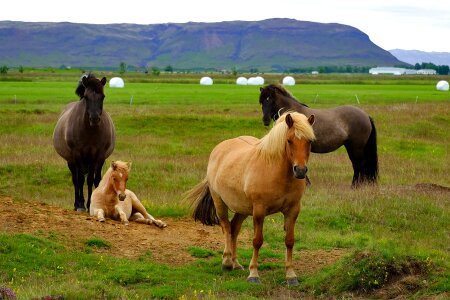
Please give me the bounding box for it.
[185,178,219,226]
[362,117,379,183]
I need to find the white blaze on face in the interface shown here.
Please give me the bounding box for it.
[117,172,124,197]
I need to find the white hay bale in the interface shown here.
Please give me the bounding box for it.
[283,76,295,86]
[200,77,213,85]
[255,76,265,85]
[236,77,248,85]
[247,77,258,85]
[436,80,449,91]
[109,77,124,88]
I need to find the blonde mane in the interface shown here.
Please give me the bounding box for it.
[256,112,315,162]
[97,160,130,192]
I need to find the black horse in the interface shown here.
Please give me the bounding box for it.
[259,84,378,188]
[53,73,116,211]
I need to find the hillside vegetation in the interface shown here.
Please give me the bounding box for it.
[0,19,405,71]
[0,72,448,299]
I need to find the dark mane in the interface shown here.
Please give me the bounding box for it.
[260,83,309,107]
[75,73,104,99]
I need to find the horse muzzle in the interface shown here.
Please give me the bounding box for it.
[89,116,101,126]
[118,193,126,201]
[293,165,308,179]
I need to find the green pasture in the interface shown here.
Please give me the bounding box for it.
[0,73,449,299]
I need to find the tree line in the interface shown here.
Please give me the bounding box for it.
[414,63,449,75]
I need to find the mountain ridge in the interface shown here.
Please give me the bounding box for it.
[0,18,405,71]
[389,49,450,66]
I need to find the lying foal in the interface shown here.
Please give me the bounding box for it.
[90,161,167,228]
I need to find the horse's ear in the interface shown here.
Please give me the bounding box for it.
[100,77,107,86]
[111,161,117,170]
[81,76,88,88]
[127,162,132,170]
[259,87,263,92]
[307,114,315,126]
[285,114,294,128]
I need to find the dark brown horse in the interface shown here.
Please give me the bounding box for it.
[53,74,116,211]
[259,84,378,188]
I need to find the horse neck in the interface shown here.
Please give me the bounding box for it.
[72,98,90,127]
[278,94,307,113]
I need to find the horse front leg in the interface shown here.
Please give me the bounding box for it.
[115,205,129,225]
[248,207,265,284]
[86,164,95,212]
[69,162,85,211]
[93,208,106,222]
[284,206,300,286]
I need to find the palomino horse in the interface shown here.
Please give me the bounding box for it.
[53,73,116,211]
[186,112,315,285]
[259,84,378,188]
[90,161,167,228]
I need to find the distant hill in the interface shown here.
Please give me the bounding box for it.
[0,19,406,71]
[389,49,450,66]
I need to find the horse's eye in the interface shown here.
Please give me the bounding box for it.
[266,97,270,102]
[287,139,293,144]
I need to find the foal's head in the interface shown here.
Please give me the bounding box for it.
[110,161,131,201]
[76,73,107,126]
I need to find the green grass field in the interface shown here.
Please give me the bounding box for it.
[0,72,449,299]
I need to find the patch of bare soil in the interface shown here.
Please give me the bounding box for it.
[0,197,345,274]
[415,183,450,193]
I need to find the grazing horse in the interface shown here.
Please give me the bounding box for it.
[259,84,378,188]
[90,161,167,228]
[53,73,116,211]
[186,112,315,285]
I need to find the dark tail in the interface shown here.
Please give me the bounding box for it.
[361,117,379,183]
[184,179,219,226]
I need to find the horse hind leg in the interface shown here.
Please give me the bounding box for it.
[344,144,363,188]
[209,190,234,271]
[129,192,167,228]
[129,212,152,224]
[230,213,247,271]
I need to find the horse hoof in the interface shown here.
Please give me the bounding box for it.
[234,265,245,271]
[286,277,299,286]
[221,265,233,272]
[76,208,86,212]
[247,277,261,284]
[98,218,105,222]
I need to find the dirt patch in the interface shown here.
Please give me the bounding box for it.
[415,183,450,193]
[0,197,346,274]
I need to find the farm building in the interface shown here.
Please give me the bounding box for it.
[369,67,437,75]
[416,69,437,75]
[369,67,415,75]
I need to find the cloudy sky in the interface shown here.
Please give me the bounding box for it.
[1,0,449,52]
